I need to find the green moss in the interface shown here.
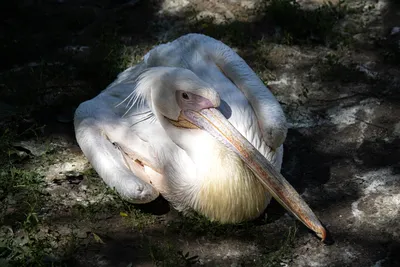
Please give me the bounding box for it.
[0,165,53,267]
[259,226,298,267]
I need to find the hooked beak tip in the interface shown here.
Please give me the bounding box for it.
[320,225,334,245]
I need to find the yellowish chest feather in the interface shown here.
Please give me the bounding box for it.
[192,142,270,223]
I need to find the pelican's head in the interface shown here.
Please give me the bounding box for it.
[135,67,328,242]
[139,67,220,123]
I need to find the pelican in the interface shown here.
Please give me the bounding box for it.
[74,34,327,241]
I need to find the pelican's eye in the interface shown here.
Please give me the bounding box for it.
[182,92,190,100]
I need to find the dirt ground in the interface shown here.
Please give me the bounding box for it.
[1,0,400,266]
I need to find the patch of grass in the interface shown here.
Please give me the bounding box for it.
[0,128,79,266]
[0,163,58,267]
[120,208,158,231]
[259,226,298,267]
[81,167,98,178]
[0,209,53,267]
[0,167,45,215]
[70,200,118,222]
[167,211,254,238]
[0,128,17,163]
[114,192,158,231]
[69,177,157,231]
[68,176,121,221]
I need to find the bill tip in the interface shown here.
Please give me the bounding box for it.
[317,222,334,245]
[321,226,334,245]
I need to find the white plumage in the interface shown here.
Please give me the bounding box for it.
[74,33,326,238]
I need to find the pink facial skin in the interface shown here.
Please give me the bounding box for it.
[176,90,215,112]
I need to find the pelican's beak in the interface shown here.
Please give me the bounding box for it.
[182,108,328,242]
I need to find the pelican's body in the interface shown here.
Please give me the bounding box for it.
[75,34,327,239]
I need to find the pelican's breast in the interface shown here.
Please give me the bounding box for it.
[192,138,270,223]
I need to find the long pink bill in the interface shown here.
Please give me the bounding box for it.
[183,108,329,242]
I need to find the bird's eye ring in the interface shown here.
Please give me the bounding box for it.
[182,92,189,100]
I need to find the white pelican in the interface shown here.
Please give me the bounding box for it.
[74,34,327,241]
